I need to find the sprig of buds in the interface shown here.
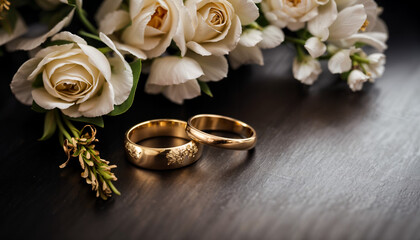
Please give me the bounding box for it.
[60,125,120,200]
[47,110,120,200]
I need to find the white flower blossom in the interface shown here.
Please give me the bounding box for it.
[10,32,133,117]
[347,69,369,91]
[293,56,322,85]
[181,0,259,56]
[145,51,228,104]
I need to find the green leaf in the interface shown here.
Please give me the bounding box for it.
[32,74,44,88]
[31,101,48,113]
[108,60,142,116]
[64,116,105,128]
[198,80,213,97]
[39,111,57,141]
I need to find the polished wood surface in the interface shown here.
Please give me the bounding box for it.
[1,2,419,239]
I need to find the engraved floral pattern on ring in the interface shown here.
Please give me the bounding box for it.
[166,142,199,165]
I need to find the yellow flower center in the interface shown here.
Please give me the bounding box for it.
[148,6,167,29]
[360,20,369,32]
[209,7,225,25]
[287,0,301,7]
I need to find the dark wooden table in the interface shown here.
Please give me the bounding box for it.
[1,2,420,239]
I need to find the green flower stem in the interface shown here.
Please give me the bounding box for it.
[54,110,72,141]
[285,36,306,45]
[62,116,80,139]
[318,54,333,60]
[296,44,306,62]
[79,30,101,42]
[351,54,370,64]
[76,6,98,35]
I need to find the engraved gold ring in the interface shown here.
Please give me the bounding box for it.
[186,114,257,150]
[125,119,203,170]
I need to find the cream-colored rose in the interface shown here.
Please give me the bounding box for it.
[10,32,133,118]
[98,0,183,59]
[262,0,329,30]
[182,0,259,56]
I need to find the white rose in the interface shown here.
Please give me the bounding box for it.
[98,0,183,59]
[347,69,369,91]
[292,56,322,85]
[10,32,133,118]
[261,0,330,30]
[7,0,83,51]
[182,0,259,56]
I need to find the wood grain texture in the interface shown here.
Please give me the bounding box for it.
[1,1,420,239]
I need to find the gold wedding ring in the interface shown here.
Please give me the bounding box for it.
[186,114,257,150]
[125,119,203,170]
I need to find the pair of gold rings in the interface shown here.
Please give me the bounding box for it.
[124,114,257,170]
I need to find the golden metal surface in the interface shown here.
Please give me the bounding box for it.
[186,114,257,150]
[125,119,203,170]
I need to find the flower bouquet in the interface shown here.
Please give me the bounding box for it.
[1,0,388,199]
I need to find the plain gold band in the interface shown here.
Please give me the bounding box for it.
[186,114,257,150]
[125,119,203,170]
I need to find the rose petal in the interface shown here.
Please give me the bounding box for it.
[29,48,83,80]
[186,41,212,56]
[77,43,111,81]
[32,88,74,110]
[100,33,133,105]
[197,15,242,56]
[162,79,201,104]
[95,0,123,23]
[229,0,259,25]
[147,56,203,85]
[113,41,147,59]
[99,10,130,34]
[7,9,75,51]
[10,58,42,105]
[228,45,263,69]
[61,105,82,118]
[51,31,87,45]
[77,82,115,117]
[186,52,228,82]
